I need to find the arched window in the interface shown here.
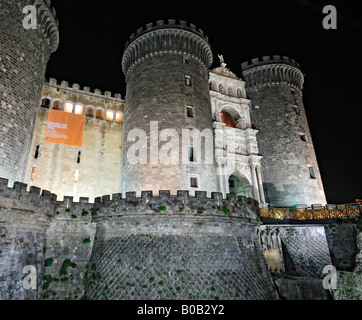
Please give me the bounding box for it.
[41,98,50,108]
[85,107,94,117]
[237,89,242,98]
[53,100,62,110]
[74,104,84,115]
[228,87,233,96]
[64,102,73,113]
[115,112,123,123]
[96,109,104,119]
[106,110,114,121]
[221,111,236,128]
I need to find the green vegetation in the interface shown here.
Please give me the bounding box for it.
[81,210,89,217]
[179,207,184,212]
[59,259,77,276]
[91,209,98,217]
[65,208,71,213]
[71,214,77,219]
[159,206,167,211]
[44,258,53,267]
[43,275,52,290]
[149,277,155,283]
[82,237,91,244]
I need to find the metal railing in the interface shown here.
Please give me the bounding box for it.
[259,201,361,220]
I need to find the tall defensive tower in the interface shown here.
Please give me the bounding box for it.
[0,0,59,185]
[241,56,326,207]
[121,20,218,196]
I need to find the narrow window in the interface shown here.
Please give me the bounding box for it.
[115,113,123,123]
[41,98,50,108]
[186,106,194,118]
[308,166,316,179]
[31,166,36,180]
[34,145,40,159]
[85,107,94,117]
[184,57,190,64]
[75,104,83,115]
[189,147,194,162]
[106,111,114,121]
[77,151,81,164]
[64,102,73,113]
[53,100,62,110]
[96,109,104,119]
[185,75,191,86]
[300,134,307,142]
[294,105,300,115]
[190,177,198,188]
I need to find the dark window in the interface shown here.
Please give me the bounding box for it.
[34,145,40,159]
[189,147,194,162]
[309,166,316,179]
[77,151,81,164]
[300,134,307,142]
[187,106,193,118]
[228,179,235,188]
[53,100,62,110]
[41,98,51,108]
[294,105,300,115]
[184,57,190,64]
[190,177,198,188]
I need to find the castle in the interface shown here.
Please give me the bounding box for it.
[0,0,360,300]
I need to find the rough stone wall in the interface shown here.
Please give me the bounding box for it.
[0,178,55,300]
[122,23,218,197]
[242,58,326,207]
[325,218,362,300]
[24,107,123,202]
[84,192,278,300]
[41,199,96,300]
[0,0,58,186]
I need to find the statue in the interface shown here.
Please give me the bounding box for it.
[218,54,227,68]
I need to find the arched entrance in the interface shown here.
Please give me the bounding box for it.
[228,172,252,198]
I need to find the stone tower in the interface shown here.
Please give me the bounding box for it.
[121,20,218,196]
[0,0,59,186]
[241,56,326,207]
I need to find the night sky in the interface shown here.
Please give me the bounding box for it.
[45,0,361,204]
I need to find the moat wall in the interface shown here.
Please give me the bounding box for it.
[0,177,360,300]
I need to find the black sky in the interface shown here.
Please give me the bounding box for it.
[45,0,361,204]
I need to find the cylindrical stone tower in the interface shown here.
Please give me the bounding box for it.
[241,56,326,207]
[0,0,59,186]
[121,19,218,196]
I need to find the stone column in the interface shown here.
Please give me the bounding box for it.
[256,165,266,203]
[250,163,260,202]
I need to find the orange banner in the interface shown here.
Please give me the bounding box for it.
[45,109,85,147]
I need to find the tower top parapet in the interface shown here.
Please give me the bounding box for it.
[241,55,304,91]
[122,19,213,80]
[241,55,301,71]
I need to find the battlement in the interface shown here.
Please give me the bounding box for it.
[0,177,259,220]
[44,78,123,101]
[20,0,60,53]
[241,56,304,90]
[241,55,301,71]
[124,19,209,50]
[122,20,213,79]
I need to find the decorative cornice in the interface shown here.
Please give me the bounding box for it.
[122,19,213,81]
[241,55,304,91]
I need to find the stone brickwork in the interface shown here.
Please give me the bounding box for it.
[121,20,218,197]
[241,56,326,207]
[23,82,124,202]
[0,0,58,186]
[84,191,278,300]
